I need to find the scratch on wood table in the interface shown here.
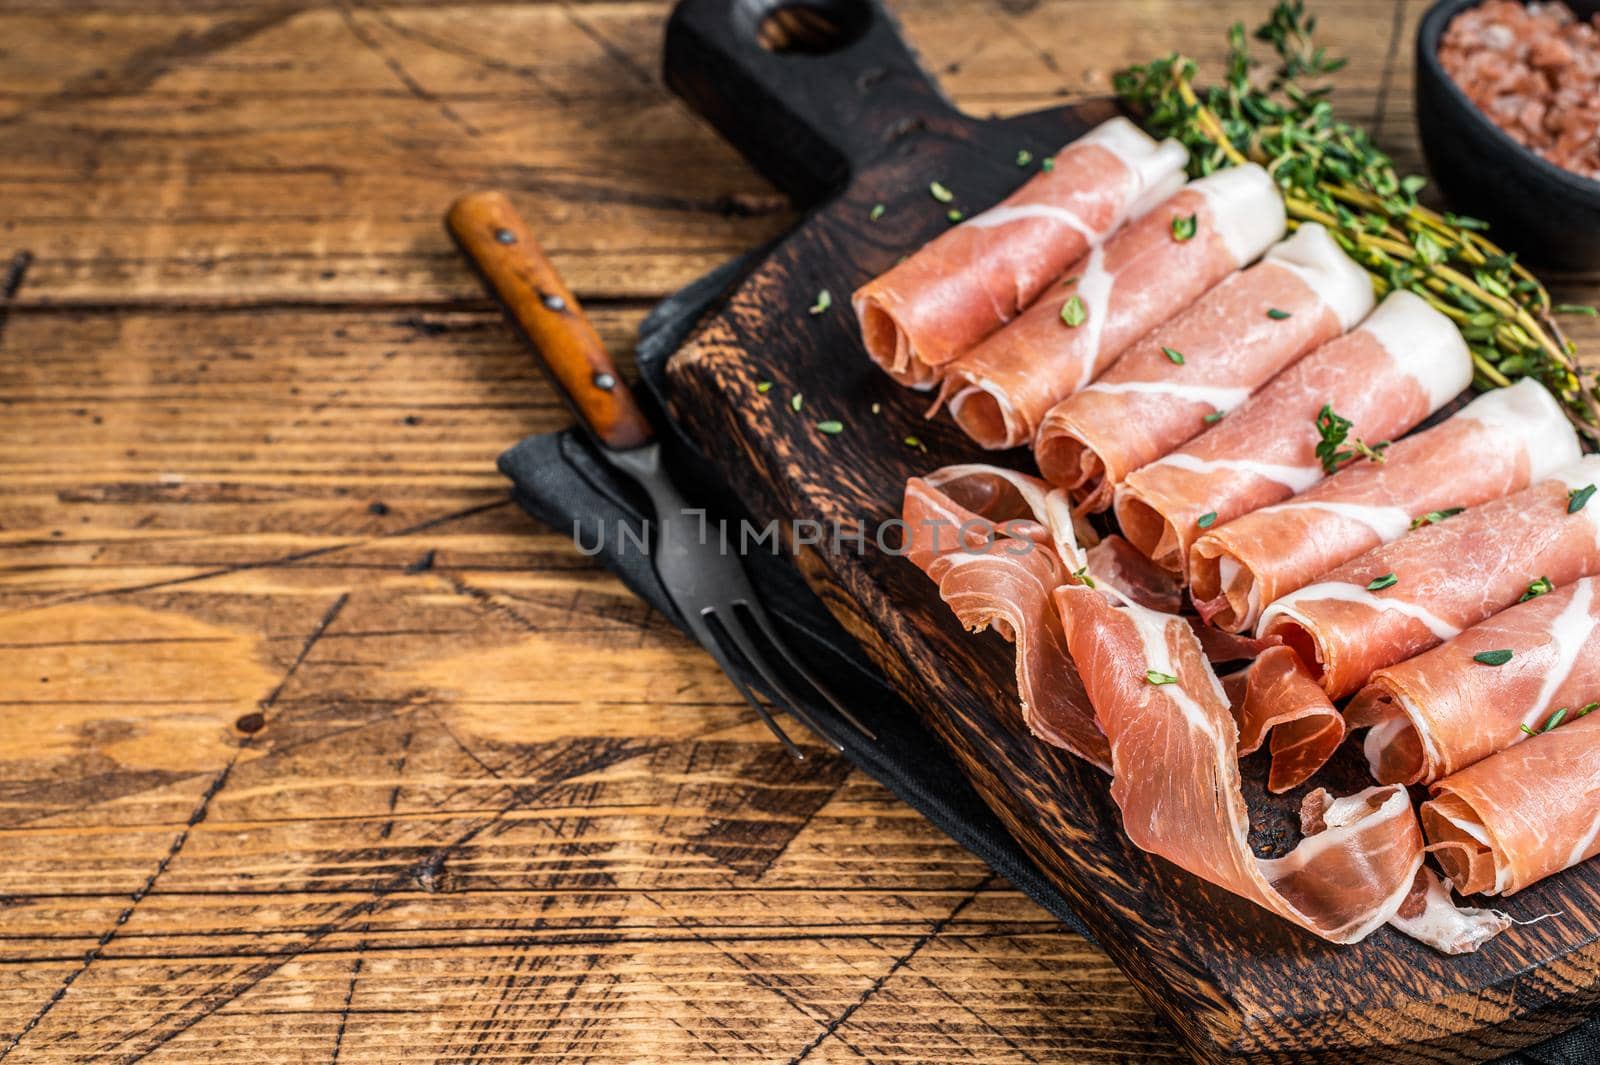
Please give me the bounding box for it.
[0,0,1594,1061]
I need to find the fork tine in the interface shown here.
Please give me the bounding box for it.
[708,607,845,754]
[685,609,807,761]
[736,599,878,742]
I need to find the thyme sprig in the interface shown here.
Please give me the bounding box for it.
[1113,1,1600,439]
[1315,403,1387,473]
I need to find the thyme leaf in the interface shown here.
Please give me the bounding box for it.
[1060,296,1087,328]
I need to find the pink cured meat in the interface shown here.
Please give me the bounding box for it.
[901,466,1107,766]
[1191,379,1581,632]
[1034,222,1371,510]
[901,463,1083,574]
[854,118,1187,389]
[1348,575,1600,786]
[1050,583,1474,947]
[1114,290,1473,577]
[1423,708,1600,896]
[938,164,1286,449]
[1232,645,1344,794]
[1258,455,1600,699]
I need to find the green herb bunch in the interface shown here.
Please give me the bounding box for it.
[1113,0,1600,440]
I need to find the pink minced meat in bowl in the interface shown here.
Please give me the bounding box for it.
[1415,0,1600,269]
[1439,1,1600,180]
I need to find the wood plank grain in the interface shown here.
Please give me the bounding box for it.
[0,300,1179,1060]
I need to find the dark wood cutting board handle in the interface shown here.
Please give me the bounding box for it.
[447,191,654,452]
[664,0,960,207]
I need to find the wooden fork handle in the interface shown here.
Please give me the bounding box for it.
[447,191,655,451]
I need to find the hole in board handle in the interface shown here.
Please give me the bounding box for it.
[753,0,870,54]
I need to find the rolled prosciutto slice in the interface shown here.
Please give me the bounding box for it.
[1114,290,1472,577]
[1259,454,1600,699]
[1034,222,1372,508]
[1422,708,1600,896]
[939,164,1285,449]
[1050,583,1494,949]
[1191,378,1581,632]
[854,118,1187,389]
[1348,575,1600,785]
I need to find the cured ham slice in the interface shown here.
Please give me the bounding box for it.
[1050,583,1457,946]
[1034,222,1372,509]
[901,463,1084,573]
[938,164,1285,449]
[902,466,1106,767]
[1084,534,1184,614]
[1231,644,1343,793]
[1258,455,1600,699]
[1422,709,1600,896]
[1388,868,1511,954]
[1191,378,1581,632]
[1114,290,1473,577]
[1347,574,1600,785]
[854,118,1187,389]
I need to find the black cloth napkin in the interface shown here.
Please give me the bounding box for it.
[496,256,1591,1065]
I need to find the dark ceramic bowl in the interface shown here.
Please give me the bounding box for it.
[1416,0,1600,270]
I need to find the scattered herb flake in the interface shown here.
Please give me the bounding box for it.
[1520,722,1537,736]
[869,203,885,221]
[1366,572,1398,591]
[790,394,803,413]
[1171,213,1198,242]
[1520,575,1553,602]
[1071,565,1096,589]
[1016,149,1033,166]
[1580,702,1599,717]
[904,435,926,452]
[809,289,832,315]
[1473,649,1514,666]
[1162,346,1186,365]
[1145,669,1179,686]
[1041,158,1054,171]
[757,381,773,394]
[1569,483,1596,514]
[1544,707,1569,732]
[1410,507,1463,529]
[1203,410,1225,424]
[928,181,954,203]
[1197,510,1218,529]
[816,420,843,435]
[1060,295,1087,328]
[946,208,965,223]
[1266,308,1292,320]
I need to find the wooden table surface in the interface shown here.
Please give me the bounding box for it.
[3,1,1597,1061]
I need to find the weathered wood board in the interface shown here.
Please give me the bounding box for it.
[662,0,1600,1060]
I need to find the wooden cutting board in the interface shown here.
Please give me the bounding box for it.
[659,0,1600,1060]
